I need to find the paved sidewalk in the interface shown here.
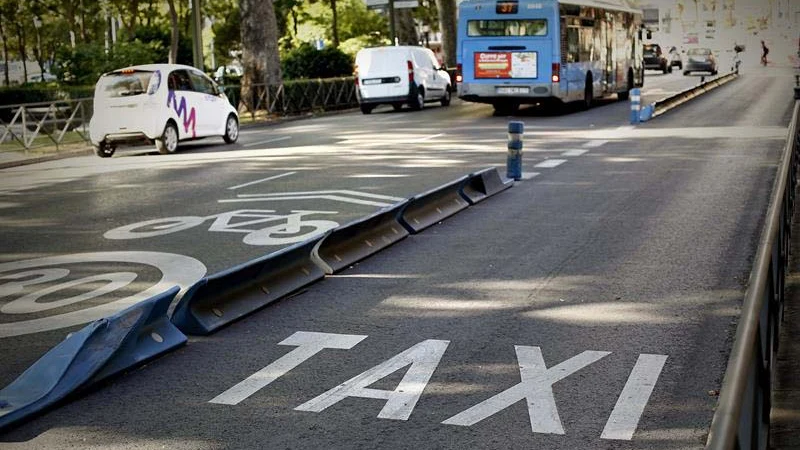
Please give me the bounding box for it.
[771,201,800,448]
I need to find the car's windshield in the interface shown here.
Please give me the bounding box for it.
[99,70,154,97]
[687,48,711,56]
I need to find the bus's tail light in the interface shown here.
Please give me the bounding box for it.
[551,63,560,83]
[407,60,414,84]
[456,63,463,83]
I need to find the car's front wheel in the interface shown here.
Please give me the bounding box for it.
[156,122,179,154]
[441,87,451,107]
[223,114,239,144]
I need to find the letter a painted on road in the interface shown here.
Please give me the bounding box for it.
[295,339,450,420]
[442,346,610,434]
[209,331,367,405]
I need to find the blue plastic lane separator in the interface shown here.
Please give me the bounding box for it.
[171,237,326,336]
[0,287,183,432]
[312,201,410,275]
[398,175,471,233]
[459,167,514,205]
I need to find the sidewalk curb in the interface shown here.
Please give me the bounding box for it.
[0,147,94,170]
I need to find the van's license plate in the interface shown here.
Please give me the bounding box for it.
[496,87,529,94]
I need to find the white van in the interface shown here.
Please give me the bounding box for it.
[354,46,452,114]
[89,64,239,157]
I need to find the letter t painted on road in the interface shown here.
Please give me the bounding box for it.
[209,331,367,406]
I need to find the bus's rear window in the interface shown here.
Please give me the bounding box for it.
[99,71,154,98]
[467,19,547,37]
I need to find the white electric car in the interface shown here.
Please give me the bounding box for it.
[90,64,239,157]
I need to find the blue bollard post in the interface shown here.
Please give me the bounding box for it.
[507,121,524,181]
[630,88,641,124]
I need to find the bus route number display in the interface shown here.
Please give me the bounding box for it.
[495,0,518,14]
[474,52,537,79]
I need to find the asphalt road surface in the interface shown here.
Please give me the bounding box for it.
[0,66,793,449]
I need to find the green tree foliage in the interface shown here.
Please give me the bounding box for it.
[281,43,353,79]
[53,39,166,85]
[289,0,388,50]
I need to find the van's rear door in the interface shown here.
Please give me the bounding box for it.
[356,48,410,100]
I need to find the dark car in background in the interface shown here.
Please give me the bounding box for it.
[683,48,718,75]
[643,44,671,74]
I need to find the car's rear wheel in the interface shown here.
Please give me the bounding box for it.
[94,142,115,158]
[360,104,374,114]
[618,70,634,101]
[223,114,239,144]
[441,87,451,107]
[392,103,403,111]
[156,122,179,154]
[683,70,690,76]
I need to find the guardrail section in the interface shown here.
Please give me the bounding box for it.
[706,100,799,449]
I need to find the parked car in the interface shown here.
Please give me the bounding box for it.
[354,45,451,114]
[683,48,718,75]
[89,64,239,157]
[643,44,671,74]
[667,46,683,69]
[213,64,243,84]
[27,72,57,83]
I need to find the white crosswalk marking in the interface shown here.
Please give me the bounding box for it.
[561,150,588,157]
[534,159,567,169]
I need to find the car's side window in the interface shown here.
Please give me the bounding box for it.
[189,71,216,95]
[168,70,193,91]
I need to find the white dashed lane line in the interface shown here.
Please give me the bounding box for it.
[561,149,588,157]
[583,140,609,148]
[534,159,567,169]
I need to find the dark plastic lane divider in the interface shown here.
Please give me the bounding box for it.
[0,287,183,432]
[171,237,325,335]
[398,175,471,233]
[312,201,410,274]
[647,72,738,120]
[460,167,514,205]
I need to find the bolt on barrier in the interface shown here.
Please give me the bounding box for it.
[706,99,800,449]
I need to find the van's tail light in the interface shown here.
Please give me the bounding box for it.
[354,65,359,86]
[551,63,560,83]
[407,60,414,84]
[456,63,463,83]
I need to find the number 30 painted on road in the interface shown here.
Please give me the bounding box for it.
[0,252,206,338]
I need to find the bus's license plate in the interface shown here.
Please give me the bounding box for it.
[496,87,529,94]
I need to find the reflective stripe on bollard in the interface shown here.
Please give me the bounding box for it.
[507,121,524,181]
[630,88,641,124]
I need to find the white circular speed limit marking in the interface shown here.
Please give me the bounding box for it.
[0,252,207,338]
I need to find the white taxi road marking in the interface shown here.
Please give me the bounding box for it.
[228,172,297,190]
[442,347,610,434]
[534,159,567,169]
[210,332,367,405]
[212,331,669,439]
[244,135,292,147]
[561,150,588,157]
[295,339,450,420]
[601,354,668,440]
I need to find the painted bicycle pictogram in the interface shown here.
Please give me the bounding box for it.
[103,209,340,246]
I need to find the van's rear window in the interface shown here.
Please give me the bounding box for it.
[467,19,547,37]
[99,71,154,97]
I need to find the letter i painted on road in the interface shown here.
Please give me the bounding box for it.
[295,340,450,420]
[208,331,367,405]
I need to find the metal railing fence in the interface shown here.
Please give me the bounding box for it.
[0,77,359,151]
[706,100,800,449]
[0,98,94,152]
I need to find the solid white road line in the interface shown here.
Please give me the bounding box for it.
[244,135,292,147]
[561,150,588,157]
[228,171,297,190]
[236,190,405,201]
[601,354,668,440]
[219,195,397,207]
[534,159,567,169]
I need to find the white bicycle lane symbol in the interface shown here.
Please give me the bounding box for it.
[104,209,340,246]
[0,252,206,338]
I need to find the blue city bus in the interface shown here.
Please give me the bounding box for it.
[456,0,645,114]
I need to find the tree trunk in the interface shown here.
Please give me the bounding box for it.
[396,9,418,45]
[0,18,9,86]
[15,24,27,82]
[331,0,339,47]
[167,0,179,64]
[434,0,457,67]
[240,0,282,113]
